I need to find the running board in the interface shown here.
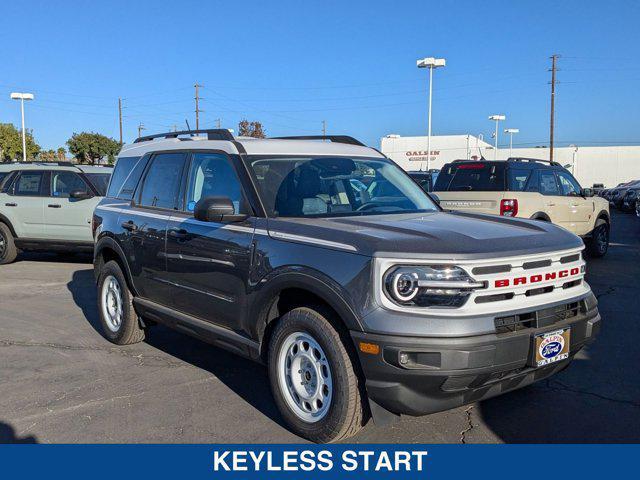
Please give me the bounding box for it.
[133,297,261,361]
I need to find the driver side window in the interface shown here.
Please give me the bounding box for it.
[556,172,581,196]
[185,153,245,213]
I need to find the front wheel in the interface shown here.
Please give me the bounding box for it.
[268,307,367,443]
[586,221,609,257]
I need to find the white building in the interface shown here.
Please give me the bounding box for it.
[380,134,640,188]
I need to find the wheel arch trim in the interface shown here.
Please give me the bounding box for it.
[94,236,139,296]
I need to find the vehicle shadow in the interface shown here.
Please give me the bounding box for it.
[17,251,93,264]
[0,422,38,444]
[66,269,286,430]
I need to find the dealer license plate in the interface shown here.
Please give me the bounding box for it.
[534,328,570,367]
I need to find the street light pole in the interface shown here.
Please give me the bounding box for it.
[417,57,446,171]
[504,128,519,157]
[488,114,505,160]
[10,92,35,162]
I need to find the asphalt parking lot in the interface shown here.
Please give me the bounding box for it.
[1,211,639,444]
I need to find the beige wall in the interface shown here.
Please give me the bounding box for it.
[381,135,640,188]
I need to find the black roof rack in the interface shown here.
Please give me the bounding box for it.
[134,129,235,143]
[507,157,562,167]
[270,135,366,147]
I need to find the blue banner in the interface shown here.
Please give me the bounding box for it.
[0,444,636,479]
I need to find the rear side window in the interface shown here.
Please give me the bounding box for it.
[14,171,46,196]
[539,171,560,195]
[107,156,145,199]
[138,153,186,209]
[508,168,531,191]
[434,163,505,192]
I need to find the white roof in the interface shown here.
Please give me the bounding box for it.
[119,136,383,159]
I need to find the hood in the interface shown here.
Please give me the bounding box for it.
[267,211,583,259]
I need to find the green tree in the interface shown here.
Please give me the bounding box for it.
[0,123,41,161]
[56,147,66,161]
[38,149,57,161]
[66,132,121,165]
[238,119,266,138]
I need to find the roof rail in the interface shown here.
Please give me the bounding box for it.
[270,135,366,147]
[34,161,78,167]
[507,157,562,166]
[134,129,235,143]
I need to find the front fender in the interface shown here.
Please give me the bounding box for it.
[247,265,366,341]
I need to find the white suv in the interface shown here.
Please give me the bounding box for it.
[0,162,112,264]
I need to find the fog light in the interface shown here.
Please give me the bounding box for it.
[399,352,409,365]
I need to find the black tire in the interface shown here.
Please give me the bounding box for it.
[96,260,145,345]
[0,223,18,265]
[586,220,609,258]
[268,307,367,443]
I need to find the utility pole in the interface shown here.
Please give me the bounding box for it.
[322,120,326,137]
[549,54,560,162]
[215,118,221,129]
[118,98,123,144]
[138,123,145,138]
[172,124,178,132]
[194,83,203,130]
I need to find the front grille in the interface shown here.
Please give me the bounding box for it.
[494,301,580,333]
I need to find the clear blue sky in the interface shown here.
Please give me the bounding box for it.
[1,0,639,151]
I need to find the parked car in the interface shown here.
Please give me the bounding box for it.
[622,187,640,212]
[591,183,605,196]
[0,162,112,264]
[608,181,639,209]
[614,181,640,209]
[407,169,439,192]
[93,130,600,442]
[432,158,610,257]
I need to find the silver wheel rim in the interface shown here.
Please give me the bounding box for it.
[596,226,608,253]
[0,232,6,259]
[101,275,123,333]
[277,331,333,423]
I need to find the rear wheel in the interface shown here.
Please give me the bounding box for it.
[586,221,609,257]
[97,260,145,345]
[268,307,367,443]
[0,223,18,265]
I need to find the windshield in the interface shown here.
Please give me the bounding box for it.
[248,156,438,217]
[85,173,111,196]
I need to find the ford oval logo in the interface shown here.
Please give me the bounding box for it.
[541,341,562,358]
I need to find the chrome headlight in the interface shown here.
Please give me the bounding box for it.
[383,265,484,308]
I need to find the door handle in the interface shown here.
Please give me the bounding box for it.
[4,203,17,207]
[48,204,62,208]
[121,220,138,232]
[168,228,189,239]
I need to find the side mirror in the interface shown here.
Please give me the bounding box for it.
[581,188,594,198]
[194,196,248,223]
[69,190,93,200]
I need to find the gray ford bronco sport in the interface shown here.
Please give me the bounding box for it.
[93,130,601,442]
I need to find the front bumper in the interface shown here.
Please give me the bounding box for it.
[351,294,601,417]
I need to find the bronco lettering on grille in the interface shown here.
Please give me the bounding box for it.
[494,268,580,288]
